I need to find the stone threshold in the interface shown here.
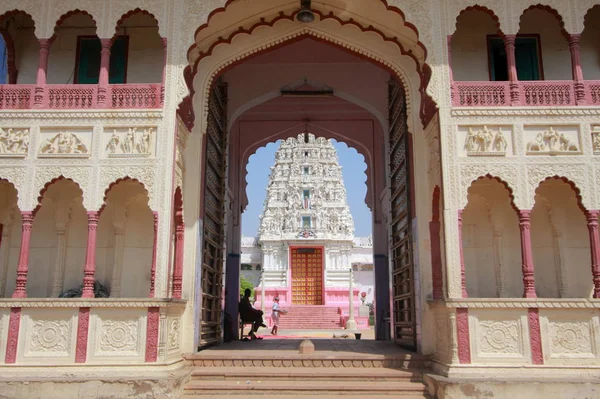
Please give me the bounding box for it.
[0,298,188,308]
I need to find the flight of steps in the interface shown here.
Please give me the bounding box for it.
[275,305,342,329]
[183,342,431,398]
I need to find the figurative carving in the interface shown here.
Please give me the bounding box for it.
[106,127,154,156]
[0,128,29,155]
[464,126,507,155]
[40,132,88,155]
[592,126,600,155]
[526,127,579,154]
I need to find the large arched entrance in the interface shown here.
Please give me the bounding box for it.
[178,0,439,353]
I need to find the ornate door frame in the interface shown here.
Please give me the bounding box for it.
[198,80,228,348]
[388,79,416,351]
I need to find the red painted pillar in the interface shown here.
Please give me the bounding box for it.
[5,307,21,363]
[149,212,158,298]
[35,39,50,107]
[12,211,33,298]
[528,308,543,364]
[518,210,537,298]
[430,220,443,300]
[145,307,160,362]
[161,37,168,105]
[457,210,468,298]
[456,308,471,364]
[569,34,586,104]
[172,213,184,299]
[75,307,90,363]
[586,210,600,298]
[81,211,99,298]
[97,39,111,107]
[503,34,520,105]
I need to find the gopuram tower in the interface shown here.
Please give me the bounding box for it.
[257,133,356,310]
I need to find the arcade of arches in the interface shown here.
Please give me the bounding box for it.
[0,0,600,398]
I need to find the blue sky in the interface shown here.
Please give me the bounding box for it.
[242,139,372,237]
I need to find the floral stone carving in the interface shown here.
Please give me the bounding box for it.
[0,128,29,156]
[464,126,508,156]
[526,127,580,155]
[106,127,154,157]
[168,318,181,350]
[478,320,522,355]
[39,132,89,156]
[99,320,138,352]
[550,321,593,355]
[30,320,70,353]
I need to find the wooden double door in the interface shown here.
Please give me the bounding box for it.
[290,248,323,305]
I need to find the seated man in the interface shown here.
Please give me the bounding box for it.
[239,288,266,339]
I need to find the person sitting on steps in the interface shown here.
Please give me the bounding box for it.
[239,288,266,340]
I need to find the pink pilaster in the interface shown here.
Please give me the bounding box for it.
[97,39,111,107]
[586,210,600,298]
[457,210,468,298]
[456,308,471,364]
[34,39,50,107]
[172,211,184,299]
[145,307,160,362]
[82,211,99,298]
[430,220,443,300]
[503,35,520,105]
[569,34,585,104]
[447,35,455,102]
[528,308,543,364]
[12,211,33,298]
[75,307,90,363]
[518,210,537,298]
[5,307,21,363]
[161,37,168,104]
[149,212,158,298]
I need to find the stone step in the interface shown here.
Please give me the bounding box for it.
[185,395,430,399]
[183,380,429,396]
[190,366,421,381]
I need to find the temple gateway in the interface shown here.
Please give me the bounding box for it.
[0,0,600,398]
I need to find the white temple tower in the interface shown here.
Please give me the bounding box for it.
[257,133,357,309]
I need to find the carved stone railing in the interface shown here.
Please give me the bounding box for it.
[109,84,162,109]
[584,80,600,104]
[452,81,510,107]
[0,85,35,109]
[0,84,164,110]
[521,81,575,106]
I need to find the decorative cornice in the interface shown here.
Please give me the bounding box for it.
[451,108,600,117]
[0,298,188,308]
[428,299,600,309]
[0,111,164,120]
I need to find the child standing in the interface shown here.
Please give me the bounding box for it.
[271,296,283,335]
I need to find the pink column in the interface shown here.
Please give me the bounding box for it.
[518,210,537,298]
[12,211,33,298]
[569,34,585,104]
[149,212,158,298]
[528,308,543,364]
[457,210,468,298]
[5,307,21,363]
[172,213,184,299]
[97,39,111,107]
[586,210,600,298]
[161,37,167,105]
[430,220,443,300]
[145,307,160,362]
[75,307,90,363]
[503,34,520,105]
[81,211,99,298]
[456,308,471,364]
[34,39,50,107]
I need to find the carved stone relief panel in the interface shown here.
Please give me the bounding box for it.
[103,127,156,158]
[87,309,146,363]
[540,310,600,364]
[524,125,581,156]
[167,317,181,351]
[38,128,92,158]
[18,308,78,363]
[591,126,600,155]
[0,128,30,157]
[468,310,531,364]
[458,125,513,157]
